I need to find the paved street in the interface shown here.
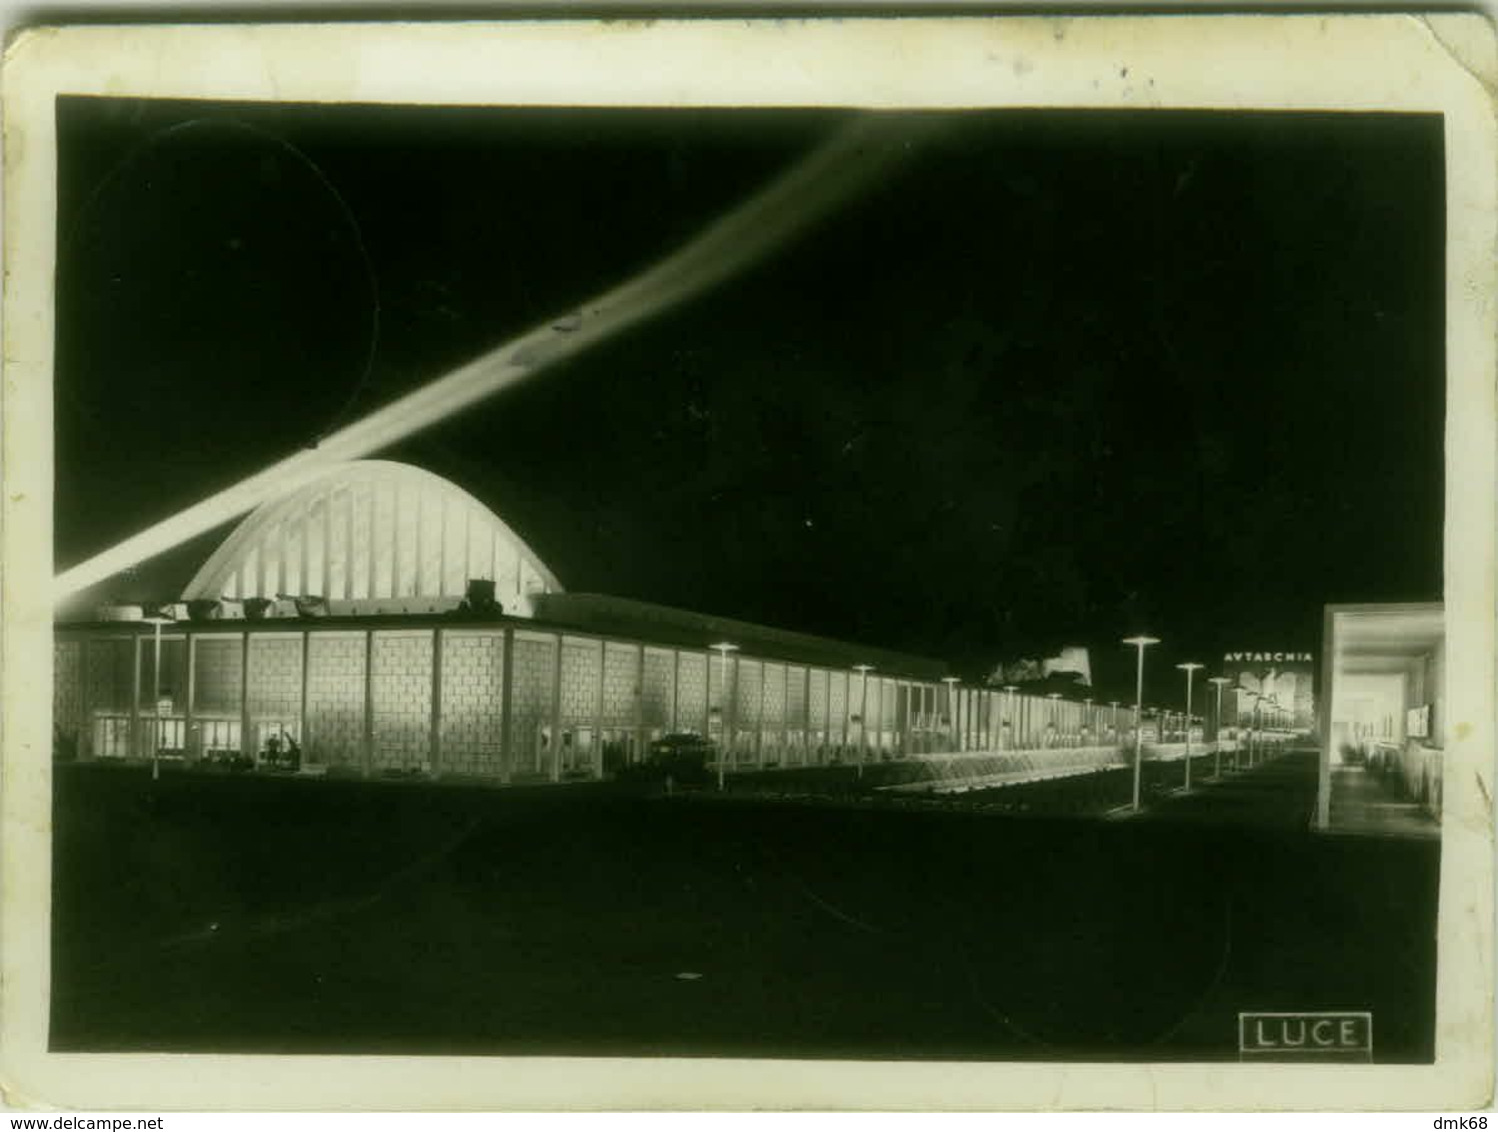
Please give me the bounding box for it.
[1134,749,1320,829]
[52,758,1437,1062]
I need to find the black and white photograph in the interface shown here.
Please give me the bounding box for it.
[3,15,1494,1112]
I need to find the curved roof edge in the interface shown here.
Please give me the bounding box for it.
[183,460,561,611]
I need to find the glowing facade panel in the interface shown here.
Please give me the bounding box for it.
[641,648,674,731]
[371,630,433,770]
[439,630,505,776]
[677,652,707,733]
[511,631,557,775]
[603,642,637,727]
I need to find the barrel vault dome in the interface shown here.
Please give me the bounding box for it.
[182,460,561,616]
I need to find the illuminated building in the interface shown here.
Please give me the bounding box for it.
[52,460,1107,780]
[1316,603,1444,833]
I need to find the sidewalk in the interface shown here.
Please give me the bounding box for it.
[1325,764,1440,839]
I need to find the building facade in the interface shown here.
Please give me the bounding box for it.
[54,460,1138,780]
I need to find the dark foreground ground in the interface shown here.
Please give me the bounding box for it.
[52,751,1438,1061]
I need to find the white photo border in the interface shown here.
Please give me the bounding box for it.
[3,14,1494,1111]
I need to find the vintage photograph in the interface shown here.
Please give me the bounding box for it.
[5,16,1494,1112]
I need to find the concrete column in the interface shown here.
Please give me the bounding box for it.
[859,672,870,765]
[725,655,737,767]
[363,630,374,777]
[185,635,197,760]
[550,634,564,782]
[839,673,850,751]
[826,667,838,763]
[670,649,680,733]
[703,649,713,738]
[299,631,311,752]
[499,627,515,783]
[430,628,444,777]
[78,636,93,759]
[594,639,606,780]
[634,643,646,767]
[240,631,252,761]
[784,667,796,763]
[130,635,142,759]
[799,667,811,765]
[756,661,766,769]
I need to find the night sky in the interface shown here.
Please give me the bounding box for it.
[54,98,1445,699]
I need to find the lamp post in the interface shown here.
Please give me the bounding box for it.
[1122,635,1160,812]
[1248,692,1262,768]
[1176,662,1203,792]
[710,642,738,790]
[1235,691,1250,770]
[1000,684,1017,753]
[854,664,874,778]
[1207,676,1230,780]
[942,676,960,753]
[141,606,176,781]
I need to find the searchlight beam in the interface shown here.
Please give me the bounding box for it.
[55,115,933,603]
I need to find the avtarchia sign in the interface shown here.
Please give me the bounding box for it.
[1222,651,1316,728]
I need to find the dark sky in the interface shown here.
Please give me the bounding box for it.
[54,97,1445,698]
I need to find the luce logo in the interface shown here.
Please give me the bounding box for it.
[1239,1012,1372,1062]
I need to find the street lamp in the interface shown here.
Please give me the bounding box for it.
[1207,676,1231,780]
[1176,662,1203,792]
[1248,691,1263,768]
[1122,635,1160,812]
[1046,691,1062,748]
[710,642,738,790]
[141,605,177,782]
[942,676,961,752]
[854,664,874,778]
[1000,684,1018,753]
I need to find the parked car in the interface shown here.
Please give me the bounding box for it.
[203,748,255,773]
[619,732,716,786]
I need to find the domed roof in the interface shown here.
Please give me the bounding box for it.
[182,460,560,616]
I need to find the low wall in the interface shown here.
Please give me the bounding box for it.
[883,745,1125,793]
[743,741,1254,796]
